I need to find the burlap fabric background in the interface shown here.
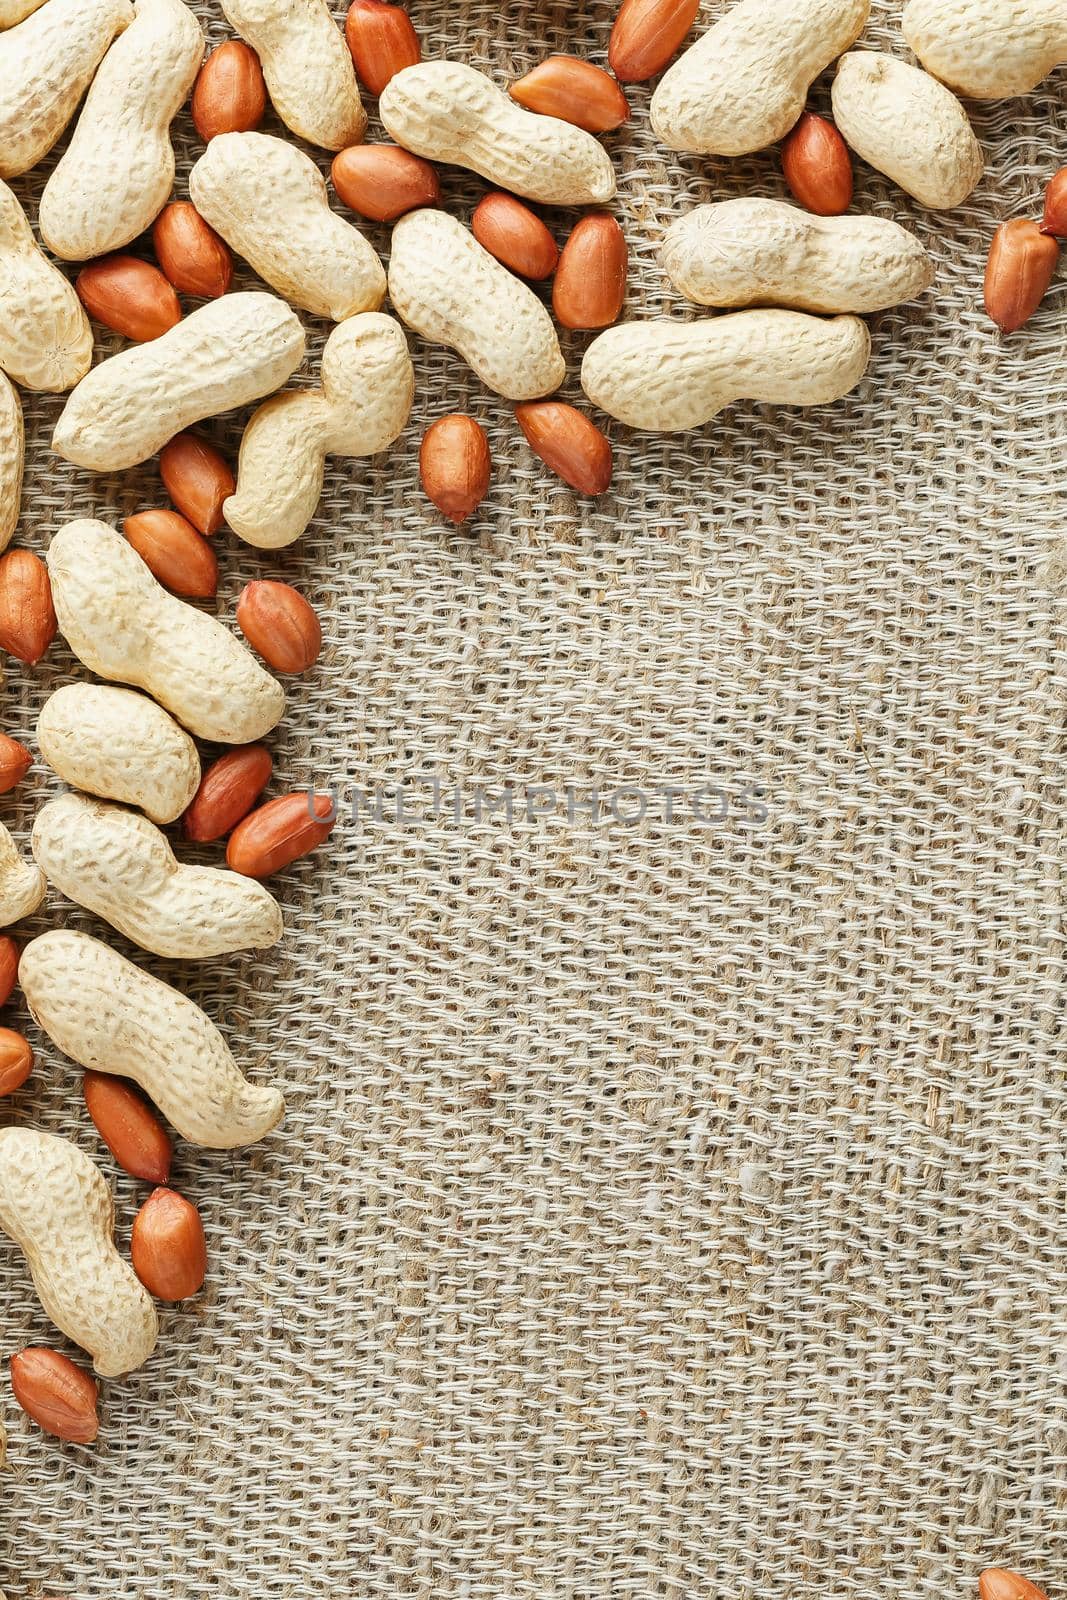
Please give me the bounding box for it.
[2,1,1065,1595]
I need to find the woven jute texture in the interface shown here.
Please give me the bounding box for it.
[2,2,1065,1596]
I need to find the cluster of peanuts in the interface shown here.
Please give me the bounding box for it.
[68,7,629,510]
[0,0,1062,1594]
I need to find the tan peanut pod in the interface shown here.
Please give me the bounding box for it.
[38,684,200,823]
[0,0,48,27]
[219,0,364,150]
[581,310,871,433]
[53,292,305,471]
[32,793,283,958]
[388,209,564,401]
[39,0,204,261]
[380,60,616,206]
[832,51,984,209]
[20,929,285,1147]
[226,313,413,549]
[662,199,934,313]
[903,0,1067,99]
[650,0,869,156]
[0,1127,158,1375]
[190,132,385,322]
[0,180,92,391]
[0,818,44,925]
[47,520,285,743]
[0,0,133,178]
[0,371,21,549]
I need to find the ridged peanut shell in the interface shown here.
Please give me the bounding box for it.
[220,0,365,150]
[37,683,199,823]
[650,0,869,155]
[831,50,984,209]
[0,1126,158,1376]
[53,292,305,472]
[190,132,384,321]
[20,929,285,1148]
[32,793,283,959]
[0,371,21,550]
[0,0,133,177]
[380,60,615,205]
[0,819,43,926]
[388,209,564,401]
[581,310,871,432]
[662,199,933,312]
[226,312,413,548]
[902,0,1067,98]
[46,520,285,743]
[38,0,204,261]
[0,181,92,392]
[0,0,48,24]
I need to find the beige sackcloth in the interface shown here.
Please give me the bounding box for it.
[2,1,1065,1595]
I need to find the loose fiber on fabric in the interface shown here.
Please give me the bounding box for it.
[1,2,1066,1597]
